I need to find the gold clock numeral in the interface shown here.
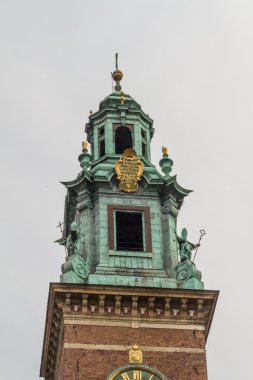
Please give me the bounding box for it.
[121,373,131,380]
[133,370,142,379]
[148,375,154,380]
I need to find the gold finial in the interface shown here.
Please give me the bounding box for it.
[119,92,125,105]
[82,141,88,150]
[128,345,143,364]
[112,53,123,91]
[162,146,168,155]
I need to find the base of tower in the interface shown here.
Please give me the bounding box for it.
[40,283,219,380]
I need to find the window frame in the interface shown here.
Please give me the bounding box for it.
[107,205,152,253]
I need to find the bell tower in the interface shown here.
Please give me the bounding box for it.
[40,56,218,380]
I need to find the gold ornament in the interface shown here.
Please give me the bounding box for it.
[119,92,125,105]
[82,141,88,150]
[128,345,143,364]
[162,146,168,155]
[115,149,144,192]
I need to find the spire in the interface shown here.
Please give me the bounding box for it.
[112,53,123,92]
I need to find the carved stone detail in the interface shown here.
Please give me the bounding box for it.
[106,306,113,314]
[90,305,98,313]
[65,293,71,312]
[188,309,195,317]
[197,299,204,317]
[99,295,106,314]
[148,297,155,317]
[164,297,171,317]
[123,306,130,315]
[172,308,180,316]
[115,296,121,315]
[76,197,93,211]
[162,203,178,216]
[162,204,171,214]
[139,307,147,315]
[131,296,138,316]
[181,298,188,317]
[81,294,88,313]
[53,293,209,321]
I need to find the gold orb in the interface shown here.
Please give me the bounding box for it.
[112,70,123,82]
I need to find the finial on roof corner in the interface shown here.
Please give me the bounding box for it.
[112,53,123,92]
[159,146,173,178]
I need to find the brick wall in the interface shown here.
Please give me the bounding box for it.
[59,324,207,380]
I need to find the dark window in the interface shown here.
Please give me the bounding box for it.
[116,211,143,251]
[98,126,105,158]
[142,142,146,157]
[99,139,105,157]
[141,129,147,158]
[108,205,152,252]
[115,126,132,154]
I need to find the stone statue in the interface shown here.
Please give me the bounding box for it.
[176,228,200,261]
[60,221,88,281]
[64,221,82,257]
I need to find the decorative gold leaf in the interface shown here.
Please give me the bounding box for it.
[115,149,144,192]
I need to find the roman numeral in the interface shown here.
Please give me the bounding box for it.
[148,375,154,380]
[121,373,131,380]
[133,370,142,379]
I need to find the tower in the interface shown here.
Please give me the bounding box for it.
[40,56,218,380]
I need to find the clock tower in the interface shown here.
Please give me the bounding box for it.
[40,56,218,380]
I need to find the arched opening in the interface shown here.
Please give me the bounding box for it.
[115,126,132,154]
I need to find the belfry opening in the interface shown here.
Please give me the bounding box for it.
[115,125,132,154]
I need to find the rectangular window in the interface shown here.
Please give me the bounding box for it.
[98,126,105,158]
[107,205,152,253]
[99,139,105,157]
[142,142,146,157]
[116,211,143,251]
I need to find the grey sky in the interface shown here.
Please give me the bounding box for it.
[0,1,252,379]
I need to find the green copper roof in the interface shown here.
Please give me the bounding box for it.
[99,92,141,110]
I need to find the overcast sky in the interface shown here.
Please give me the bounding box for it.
[1,1,253,379]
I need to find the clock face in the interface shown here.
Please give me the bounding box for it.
[108,365,166,380]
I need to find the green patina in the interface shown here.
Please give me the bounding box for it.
[57,59,204,290]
